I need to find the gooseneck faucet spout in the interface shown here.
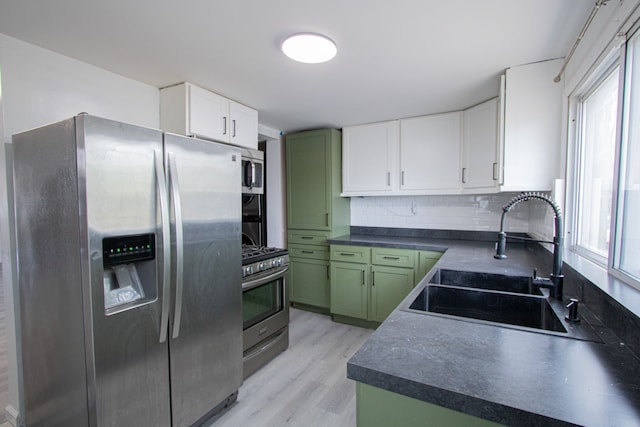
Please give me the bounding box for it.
[494,192,564,300]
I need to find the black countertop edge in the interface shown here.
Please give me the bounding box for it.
[349,226,527,243]
[347,363,578,427]
[327,234,450,252]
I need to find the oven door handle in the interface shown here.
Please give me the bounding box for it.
[242,266,289,291]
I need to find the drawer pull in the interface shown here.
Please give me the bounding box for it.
[340,252,356,256]
[383,256,401,260]
[301,236,314,240]
[301,250,315,254]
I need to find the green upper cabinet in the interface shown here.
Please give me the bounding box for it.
[286,129,350,233]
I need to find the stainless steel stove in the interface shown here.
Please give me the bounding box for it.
[241,244,289,379]
[242,245,289,276]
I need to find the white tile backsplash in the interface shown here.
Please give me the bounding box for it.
[350,193,531,232]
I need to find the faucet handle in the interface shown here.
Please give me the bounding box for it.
[565,298,581,323]
[532,268,537,279]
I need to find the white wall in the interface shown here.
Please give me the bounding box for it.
[265,137,287,248]
[0,33,159,424]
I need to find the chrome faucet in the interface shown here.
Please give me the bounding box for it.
[494,192,564,300]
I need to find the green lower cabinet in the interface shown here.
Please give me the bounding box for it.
[330,245,442,324]
[416,250,443,285]
[356,382,504,427]
[330,262,369,319]
[289,257,330,308]
[370,266,414,322]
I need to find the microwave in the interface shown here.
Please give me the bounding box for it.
[241,148,264,194]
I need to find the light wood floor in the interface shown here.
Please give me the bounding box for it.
[208,308,373,427]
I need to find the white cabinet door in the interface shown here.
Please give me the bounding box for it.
[229,101,258,149]
[462,98,499,192]
[342,121,399,195]
[188,84,230,142]
[160,82,258,149]
[501,59,563,191]
[400,112,462,193]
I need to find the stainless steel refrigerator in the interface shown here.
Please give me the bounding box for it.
[12,114,243,427]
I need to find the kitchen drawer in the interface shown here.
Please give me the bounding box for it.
[371,247,416,268]
[289,243,330,261]
[288,229,332,246]
[330,245,371,264]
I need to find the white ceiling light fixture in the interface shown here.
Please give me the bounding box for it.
[281,33,337,64]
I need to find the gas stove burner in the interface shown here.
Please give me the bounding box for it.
[242,244,288,265]
[241,244,289,278]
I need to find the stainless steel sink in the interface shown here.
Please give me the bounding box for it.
[429,269,543,295]
[409,285,566,333]
[406,269,603,341]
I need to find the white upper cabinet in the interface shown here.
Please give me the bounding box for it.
[160,82,258,149]
[341,60,562,197]
[342,112,462,196]
[462,98,499,192]
[342,121,399,194]
[228,101,258,148]
[500,58,563,191]
[400,112,462,193]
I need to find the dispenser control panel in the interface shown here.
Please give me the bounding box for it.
[103,233,155,266]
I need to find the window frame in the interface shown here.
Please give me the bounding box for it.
[568,23,640,292]
[610,26,640,290]
[570,58,623,268]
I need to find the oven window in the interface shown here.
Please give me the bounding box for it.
[243,278,284,330]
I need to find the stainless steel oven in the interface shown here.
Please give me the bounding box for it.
[242,194,265,246]
[242,245,289,378]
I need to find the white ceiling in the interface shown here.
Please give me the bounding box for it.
[0,0,594,133]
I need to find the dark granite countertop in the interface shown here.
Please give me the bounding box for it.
[336,231,640,426]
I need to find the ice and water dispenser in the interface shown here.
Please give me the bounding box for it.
[102,233,157,313]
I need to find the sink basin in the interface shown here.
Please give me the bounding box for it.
[409,285,567,333]
[429,269,543,295]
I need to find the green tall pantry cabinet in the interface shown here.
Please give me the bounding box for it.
[286,129,350,311]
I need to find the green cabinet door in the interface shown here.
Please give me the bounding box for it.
[331,262,369,319]
[416,250,443,285]
[286,129,332,231]
[289,257,330,308]
[356,383,504,427]
[370,266,414,322]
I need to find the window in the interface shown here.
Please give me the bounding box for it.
[571,25,640,288]
[574,67,620,263]
[614,29,640,284]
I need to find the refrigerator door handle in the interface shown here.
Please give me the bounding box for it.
[168,152,185,339]
[155,149,171,343]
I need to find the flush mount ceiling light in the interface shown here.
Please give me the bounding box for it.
[281,33,337,64]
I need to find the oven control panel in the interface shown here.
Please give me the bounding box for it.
[242,255,289,278]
